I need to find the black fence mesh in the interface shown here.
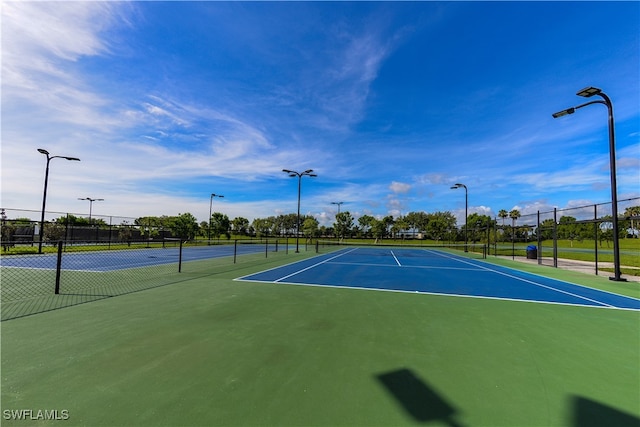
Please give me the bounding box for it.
[0,239,301,321]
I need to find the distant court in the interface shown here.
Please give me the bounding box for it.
[0,243,267,272]
[237,247,640,310]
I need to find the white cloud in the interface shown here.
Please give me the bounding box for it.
[389,181,411,194]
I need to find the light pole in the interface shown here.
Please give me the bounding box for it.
[331,201,344,214]
[283,169,317,252]
[78,197,104,224]
[451,183,468,251]
[38,148,80,254]
[553,86,625,281]
[209,193,224,242]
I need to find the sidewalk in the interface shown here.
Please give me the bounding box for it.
[497,256,640,283]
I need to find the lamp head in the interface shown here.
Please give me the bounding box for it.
[576,86,602,98]
[552,107,575,118]
[64,157,80,161]
[37,148,49,155]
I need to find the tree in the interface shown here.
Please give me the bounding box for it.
[168,213,199,241]
[358,215,375,238]
[466,213,494,243]
[382,215,395,237]
[135,216,170,240]
[44,221,66,243]
[498,209,508,226]
[557,216,589,245]
[118,222,134,246]
[391,216,410,239]
[231,217,250,236]
[278,213,298,236]
[405,211,429,238]
[302,217,319,241]
[509,209,521,225]
[370,218,387,242]
[334,211,354,240]
[252,218,273,238]
[210,212,231,240]
[509,209,521,241]
[426,211,456,242]
[538,218,556,241]
[498,209,509,242]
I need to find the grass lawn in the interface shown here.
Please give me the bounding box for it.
[2,250,639,426]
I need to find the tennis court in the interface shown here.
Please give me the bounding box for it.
[0,242,271,272]
[238,246,640,310]
[2,244,639,426]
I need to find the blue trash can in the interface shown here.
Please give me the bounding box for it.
[526,245,537,259]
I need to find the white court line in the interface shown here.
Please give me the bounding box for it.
[390,250,402,266]
[425,249,616,308]
[327,260,483,271]
[236,278,639,312]
[273,248,358,282]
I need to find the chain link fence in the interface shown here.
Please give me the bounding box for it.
[491,197,639,276]
[0,237,306,321]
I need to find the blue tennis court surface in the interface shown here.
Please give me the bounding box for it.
[0,244,266,272]
[237,247,640,310]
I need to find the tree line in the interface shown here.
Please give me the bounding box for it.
[2,206,638,245]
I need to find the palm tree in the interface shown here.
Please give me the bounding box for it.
[498,209,509,226]
[498,209,508,242]
[509,209,521,226]
[509,209,521,242]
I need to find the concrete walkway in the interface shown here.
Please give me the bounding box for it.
[497,256,640,283]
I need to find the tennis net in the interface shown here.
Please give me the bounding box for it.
[317,240,488,259]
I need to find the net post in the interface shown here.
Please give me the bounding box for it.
[178,240,183,273]
[315,240,319,253]
[265,239,268,258]
[234,239,237,264]
[54,240,63,294]
[286,237,288,254]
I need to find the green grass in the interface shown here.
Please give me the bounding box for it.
[2,250,639,426]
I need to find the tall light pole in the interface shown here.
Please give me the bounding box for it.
[283,169,317,252]
[38,148,80,254]
[78,197,104,224]
[209,193,224,242]
[553,86,625,281]
[451,183,468,251]
[331,201,344,214]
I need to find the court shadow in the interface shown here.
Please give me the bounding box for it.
[377,368,465,426]
[571,396,640,427]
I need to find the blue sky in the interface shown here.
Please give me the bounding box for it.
[2,1,639,227]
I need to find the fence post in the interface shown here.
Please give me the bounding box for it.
[537,211,542,265]
[55,241,63,294]
[594,204,599,275]
[553,208,558,268]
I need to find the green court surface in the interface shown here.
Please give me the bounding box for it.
[1,253,639,426]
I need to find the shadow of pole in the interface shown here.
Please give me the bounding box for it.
[572,396,640,427]
[377,368,465,427]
